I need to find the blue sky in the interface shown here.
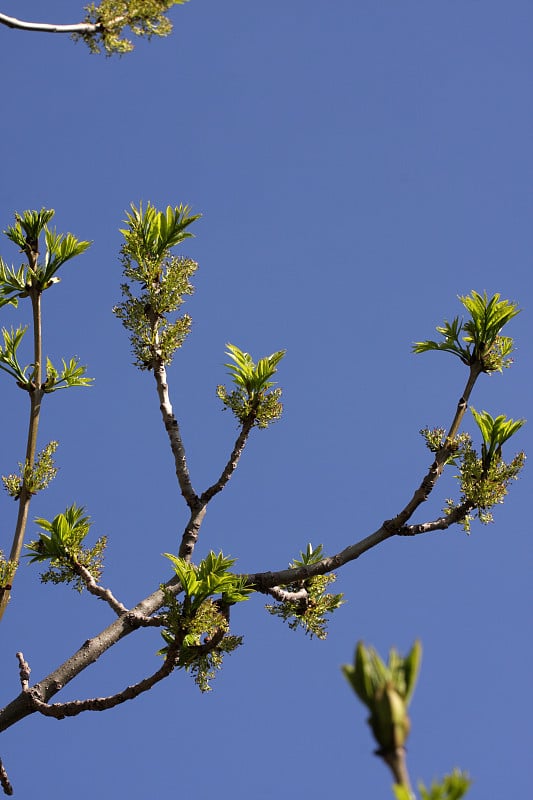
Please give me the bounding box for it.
[0,1,531,797]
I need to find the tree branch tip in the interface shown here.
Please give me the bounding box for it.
[0,758,13,797]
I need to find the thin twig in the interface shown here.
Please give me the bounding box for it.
[398,500,475,536]
[17,648,180,719]
[0,255,44,621]
[72,561,128,615]
[0,757,13,796]
[0,12,124,35]
[200,413,257,504]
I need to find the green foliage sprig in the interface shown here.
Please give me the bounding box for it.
[343,640,422,754]
[393,769,472,800]
[0,552,16,590]
[470,408,525,470]
[217,343,285,429]
[2,441,59,500]
[26,505,107,591]
[0,326,31,385]
[446,446,525,533]
[420,407,525,533]
[74,1,188,55]
[413,291,519,373]
[1,209,90,307]
[114,202,200,369]
[265,543,344,639]
[160,551,253,691]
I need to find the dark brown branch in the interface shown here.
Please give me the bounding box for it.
[382,363,482,532]
[397,500,475,536]
[0,758,13,796]
[249,526,393,592]
[200,413,256,504]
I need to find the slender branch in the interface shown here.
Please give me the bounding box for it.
[153,359,198,509]
[0,758,12,796]
[398,500,475,536]
[72,561,128,615]
[382,363,482,533]
[379,747,414,795]
[16,648,179,719]
[200,413,256,504]
[0,13,101,34]
[0,261,45,620]
[0,369,485,732]
[249,525,393,592]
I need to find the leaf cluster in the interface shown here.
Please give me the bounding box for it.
[413,291,519,372]
[159,552,253,691]
[165,551,253,614]
[0,327,92,392]
[342,641,422,753]
[411,769,471,800]
[25,504,107,591]
[114,202,199,368]
[75,1,188,55]
[1,209,90,307]
[217,343,285,429]
[2,441,59,500]
[420,427,472,466]
[446,445,525,533]
[0,551,16,590]
[421,409,525,532]
[470,407,525,470]
[161,592,243,692]
[265,544,344,639]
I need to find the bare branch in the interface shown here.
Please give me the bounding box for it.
[17,648,179,719]
[0,757,13,796]
[15,653,30,691]
[0,13,106,34]
[249,526,393,592]
[397,501,475,537]
[382,364,482,533]
[153,360,198,509]
[72,560,128,615]
[200,413,256,504]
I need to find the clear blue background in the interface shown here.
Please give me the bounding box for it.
[1,2,531,797]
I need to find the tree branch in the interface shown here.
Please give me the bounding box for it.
[200,413,257,504]
[398,501,475,537]
[153,359,198,509]
[382,363,482,533]
[0,260,44,621]
[0,13,108,34]
[0,758,12,796]
[16,649,179,719]
[0,371,484,734]
[72,560,128,615]
[379,746,414,794]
